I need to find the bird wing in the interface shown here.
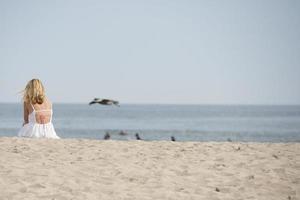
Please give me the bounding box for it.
[89,101,96,105]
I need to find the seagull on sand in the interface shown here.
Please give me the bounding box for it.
[171,136,176,141]
[119,130,128,136]
[104,132,110,140]
[135,133,141,140]
[89,98,120,106]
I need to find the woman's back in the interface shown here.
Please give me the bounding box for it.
[18,79,60,139]
[29,99,53,124]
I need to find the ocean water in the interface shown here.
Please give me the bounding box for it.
[0,103,300,142]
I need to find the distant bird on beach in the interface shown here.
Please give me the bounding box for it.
[119,131,127,136]
[135,133,141,140]
[89,98,120,106]
[171,136,176,141]
[104,132,110,140]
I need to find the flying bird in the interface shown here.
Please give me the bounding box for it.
[89,98,120,106]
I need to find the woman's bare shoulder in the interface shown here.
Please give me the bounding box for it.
[23,101,31,112]
[23,101,30,107]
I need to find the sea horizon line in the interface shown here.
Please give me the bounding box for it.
[1,102,300,106]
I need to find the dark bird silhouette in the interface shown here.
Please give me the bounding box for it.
[104,132,110,140]
[89,98,120,106]
[171,136,176,141]
[135,133,141,140]
[119,130,127,136]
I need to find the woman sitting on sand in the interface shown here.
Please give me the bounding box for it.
[18,79,60,139]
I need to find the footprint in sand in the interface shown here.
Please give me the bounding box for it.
[29,183,46,189]
[19,187,27,193]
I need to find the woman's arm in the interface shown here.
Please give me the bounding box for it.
[23,102,29,126]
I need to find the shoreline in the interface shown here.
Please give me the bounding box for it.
[0,137,299,199]
[1,136,300,143]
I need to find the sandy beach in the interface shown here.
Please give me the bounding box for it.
[0,137,299,200]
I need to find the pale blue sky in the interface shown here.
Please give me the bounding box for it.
[0,0,299,104]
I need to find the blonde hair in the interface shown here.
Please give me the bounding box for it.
[23,79,45,104]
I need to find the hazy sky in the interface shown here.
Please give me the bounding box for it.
[1,0,299,104]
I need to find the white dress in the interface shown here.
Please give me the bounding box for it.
[18,104,60,139]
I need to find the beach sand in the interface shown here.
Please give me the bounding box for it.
[0,137,299,200]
